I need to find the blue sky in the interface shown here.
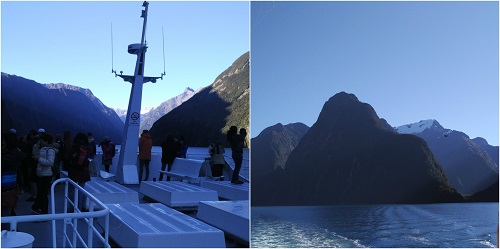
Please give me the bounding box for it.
[2,1,249,110]
[251,1,499,145]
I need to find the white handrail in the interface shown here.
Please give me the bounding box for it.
[1,178,110,248]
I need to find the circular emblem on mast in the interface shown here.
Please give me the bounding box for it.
[131,112,140,120]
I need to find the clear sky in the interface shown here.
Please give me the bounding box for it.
[2,1,249,110]
[251,1,499,146]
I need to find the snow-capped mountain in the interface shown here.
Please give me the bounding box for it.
[114,87,196,126]
[396,119,498,196]
[115,106,155,123]
[114,108,128,123]
[396,119,442,134]
[140,107,154,115]
[139,87,196,132]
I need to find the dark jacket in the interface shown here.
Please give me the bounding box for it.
[88,140,97,159]
[161,137,180,164]
[68,142,90,183]
[101,141,116,162]
[2,148,25,191]
[229,134,245,155]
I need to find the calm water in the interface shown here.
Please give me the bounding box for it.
[251,203,498,248]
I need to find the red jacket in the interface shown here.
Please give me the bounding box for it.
[138,133,153,160]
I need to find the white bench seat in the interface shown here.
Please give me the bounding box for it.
[89,159,116,182]
[201,181,249,200]
[139,181,218,209]
[84,181,139,208]
[197,200,249,243]
[99,203,225,248]
[158,158,204,182]
[60,159,116,182]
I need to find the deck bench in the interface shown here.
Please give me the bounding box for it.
[60,159,116,182]
[201,181,249,200]
[197,200,249,244]
[98,203,225,248]
[84,181,139,209]
[158,158,204,183]
[139,181,218,209]
[89,159,116,182]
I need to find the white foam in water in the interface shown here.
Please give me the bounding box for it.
[252,203,499,248]
[252,219,365,248]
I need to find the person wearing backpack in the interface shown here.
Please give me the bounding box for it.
[31,133,57,215]
[87,132,96,159]
[68,132,90,212]
[209,142,225,178]
[99,136,116,173]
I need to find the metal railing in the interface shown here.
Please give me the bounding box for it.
[1,178,110,248]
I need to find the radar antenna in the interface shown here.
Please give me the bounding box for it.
[111,1,164,83]
[111,23,115,74]
[162,26,166,77]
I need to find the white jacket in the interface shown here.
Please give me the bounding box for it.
[209,144,225,165]
[37,146,57,177]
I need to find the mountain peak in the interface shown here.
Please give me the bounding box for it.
[317,91,386,132]
[396,119,443,134]
[328,91,359,103]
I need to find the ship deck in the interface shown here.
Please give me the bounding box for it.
[6,182,247,248]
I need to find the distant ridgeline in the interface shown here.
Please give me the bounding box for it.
[395,120,499,198]
[1,73,123,142]
[114,87,196,131]
[138,87,196,132]
[149,51,250,147]
[1,51,250,149]
[252,92,498,206]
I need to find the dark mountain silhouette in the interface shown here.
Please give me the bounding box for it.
[139,87,196,132]
[468,180,499,202]
[472,137,499,166]
[1,73,123,142]
[149,52,249,147]
[396,120,498,196]
[251,123,309,181]
[252,92,462,206]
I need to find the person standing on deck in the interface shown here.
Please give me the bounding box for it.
[62,131,73,172]
[20,130,37,197]
[177,136,188,158]
[99,136,116,173]
[68,133,91,211]
[227,126,246,184]
[31,133,56,215]
[159,135,181,181]
[138,130,153,182]
[53,134,64,181]
[2,132,26,223]
[27,129,45,201]
[209,142,225,179]
[87,132,97,160]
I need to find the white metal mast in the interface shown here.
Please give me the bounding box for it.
[113,1,164,184]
